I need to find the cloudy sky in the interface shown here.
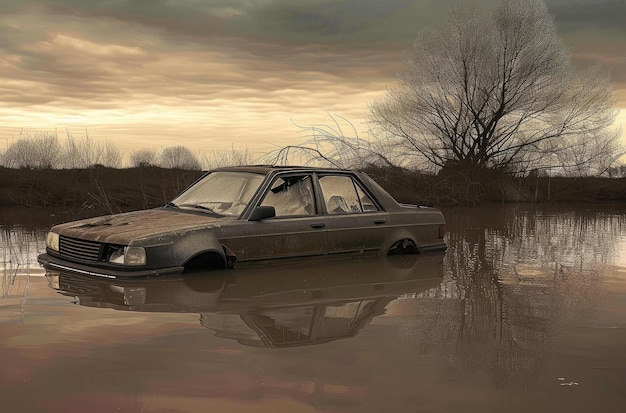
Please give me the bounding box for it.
[0,0,624,161]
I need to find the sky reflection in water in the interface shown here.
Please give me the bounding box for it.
[1,204,625,412]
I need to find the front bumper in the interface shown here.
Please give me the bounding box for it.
[38,253,184,279]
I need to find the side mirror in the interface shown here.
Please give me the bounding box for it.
[249,206,276,221]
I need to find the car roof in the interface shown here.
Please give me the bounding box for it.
[210,165,353,175]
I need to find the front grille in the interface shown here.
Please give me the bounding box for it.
[59,236,103,262]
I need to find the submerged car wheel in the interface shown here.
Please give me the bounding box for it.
[184,252,227,272]
[387,239,418,255]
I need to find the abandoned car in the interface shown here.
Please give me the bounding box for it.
[38,166,446,278]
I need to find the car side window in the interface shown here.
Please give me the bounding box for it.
[356,185,379,212]
[260,175,316,217]
[319,175,379,214]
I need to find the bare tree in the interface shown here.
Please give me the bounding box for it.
[158,145,201,170]
[370,0,623,174]
[101,140,122,168]
[263,114,410,170]
[130,148,158,167]
[62,130,97,168]
[2,139,32,168]
[61,129,122,168]
[201,145,255,169]
[1,132,61,169]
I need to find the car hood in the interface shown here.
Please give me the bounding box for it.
[51,208,234,244]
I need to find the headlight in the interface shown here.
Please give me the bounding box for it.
[46,232,59,252]
[108,246,146,266]
[125,247,146,265]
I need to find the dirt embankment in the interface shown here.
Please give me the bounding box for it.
[0,166,203,216]
[363,166,626,207]
[1,166,626,218]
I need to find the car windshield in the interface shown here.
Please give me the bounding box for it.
[171,171,265,216]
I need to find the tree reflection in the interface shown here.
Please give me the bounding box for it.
[401,204,626,387]
[1,226,46,298]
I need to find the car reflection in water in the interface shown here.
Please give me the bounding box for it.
[45,254,444,348]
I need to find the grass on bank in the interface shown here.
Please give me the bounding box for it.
[1,165,626,219]
[0,166,203,217]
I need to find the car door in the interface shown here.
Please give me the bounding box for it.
[231,173,327,262]
[318,174,390,255]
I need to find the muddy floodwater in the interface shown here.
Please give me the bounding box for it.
[1,204,625,413]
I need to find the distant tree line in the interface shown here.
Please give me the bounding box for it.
[0,131,122,169]
[0,130,254,171]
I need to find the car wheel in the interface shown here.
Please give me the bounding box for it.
[387,239,418,255]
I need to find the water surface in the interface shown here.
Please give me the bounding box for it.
[1,204,625,412]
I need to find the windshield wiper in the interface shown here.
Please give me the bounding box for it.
[178,203,217,214]
[165,202,179,208]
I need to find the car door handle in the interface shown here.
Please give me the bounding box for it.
[373,219,387,224]
[310,222,326,229]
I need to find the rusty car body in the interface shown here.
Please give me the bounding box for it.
[38,166,446,278]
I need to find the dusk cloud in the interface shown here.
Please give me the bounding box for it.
[0,0,624,159]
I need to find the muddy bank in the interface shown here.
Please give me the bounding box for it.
[1,166,626,217]
[363,166,626,206]
[0,166,203,217]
